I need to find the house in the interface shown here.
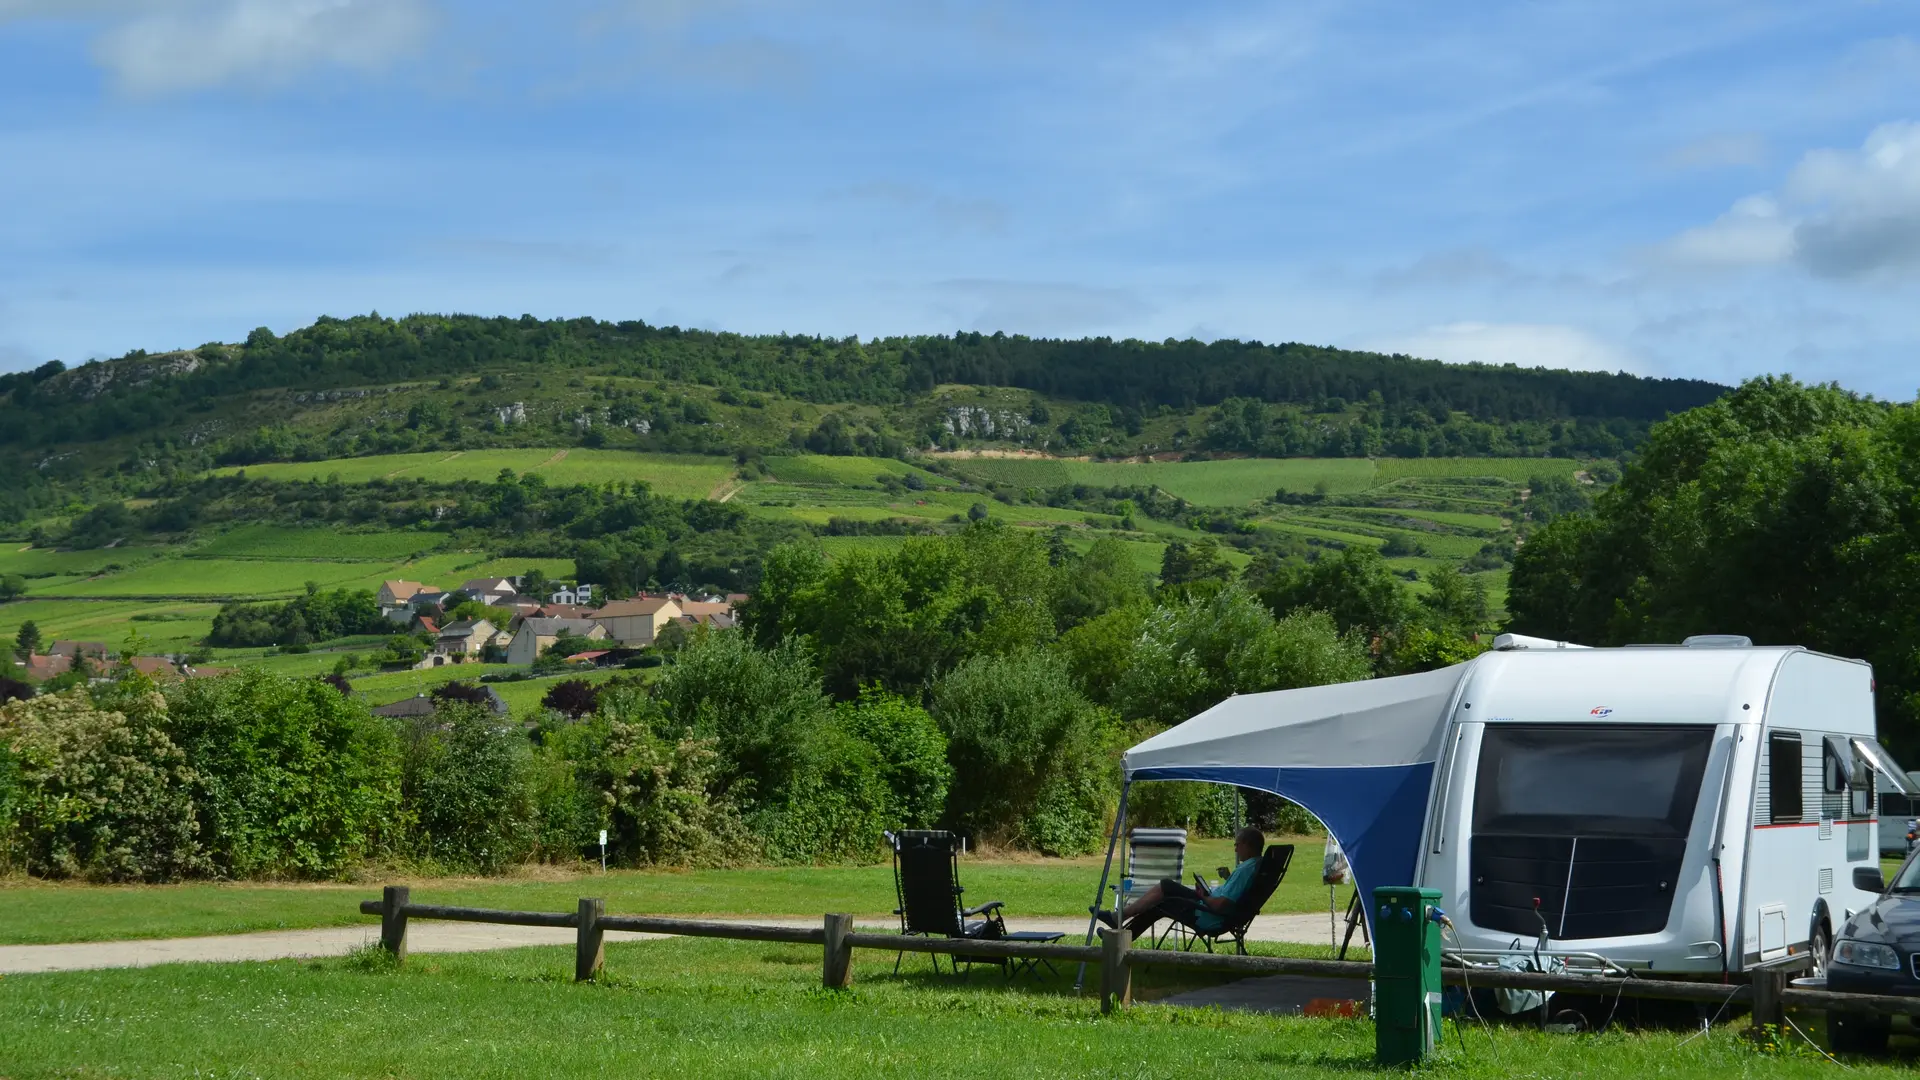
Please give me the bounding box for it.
[434,619,498,659]
[371,694,438,718]
[380,580,445,623]
[458,578,517,604]
[413,614,442,635]
[548,583,596,605]
[47,641,108,659]
[506,617,607,665]
[19,654,71,680]
[591,597,683,646]
[679,610,737,631]
[127,656,181,681]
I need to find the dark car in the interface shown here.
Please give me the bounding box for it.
[1826,854,1920,1053]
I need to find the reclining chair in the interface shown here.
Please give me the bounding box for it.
[1154,843,1294,955]
[886,829,1063,980]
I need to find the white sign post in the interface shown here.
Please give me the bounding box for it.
[599,829,608,874]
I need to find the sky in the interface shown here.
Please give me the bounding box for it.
[1,1,1917,395]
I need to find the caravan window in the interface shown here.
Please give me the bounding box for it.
[1769,731,1803,824]
[1472,725,1713,838]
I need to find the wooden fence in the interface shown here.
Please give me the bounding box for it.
[357,887,1920,1030]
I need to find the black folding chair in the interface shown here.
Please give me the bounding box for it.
[1157,843,1294,955]
[888,829,1054,979]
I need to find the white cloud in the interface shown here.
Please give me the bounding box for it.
[1664,121,1920,278]
[1362,322,1641,374]
[5,0,436,94]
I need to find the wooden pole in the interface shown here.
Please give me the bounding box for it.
[380,885,410,965]
[1100,927,1132,1014]
[823,913,854,990]
[576,897,605,982]
[1749,966,1785,1034]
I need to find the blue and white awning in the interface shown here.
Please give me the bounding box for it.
[1123,664,1470,921]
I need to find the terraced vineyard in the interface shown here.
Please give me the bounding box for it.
[0,452,1590,679]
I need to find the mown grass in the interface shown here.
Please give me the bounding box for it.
[0,839,1334,946]
[218,449,737,499]
[0,936,1892,1079]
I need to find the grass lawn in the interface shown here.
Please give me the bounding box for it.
[0,839,1345,946]
[0,936,1891,1079]
[1374,457,1585,483]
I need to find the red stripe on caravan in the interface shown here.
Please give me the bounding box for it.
[1752,820,1878,831]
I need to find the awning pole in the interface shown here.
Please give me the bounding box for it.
[1074,776,1130,993]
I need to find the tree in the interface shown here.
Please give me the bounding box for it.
[929,648,1115,854]
[744,525,1057,698]
[0,675,33,702]
[1254,545,1410,644]
[0,574,25,602]
[431,681,493,708]
[1051,537,1149,632]
[14,620,41,660]
[542,678,602,719]
[1158,538,1233,596]
[1418,569,1490,637]
[1114,584,1373,730]
[519,568,555,600]
[1505,375,1920,755]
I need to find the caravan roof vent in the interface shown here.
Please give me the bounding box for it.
[1682,634,1752,648]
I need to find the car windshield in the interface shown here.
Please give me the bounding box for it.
[1894,856,1920,892]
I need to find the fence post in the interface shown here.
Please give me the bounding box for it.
[1100,926,1132,1014]
[380,885,410,965]
[576,897,605,982]
[1750,966,1785,1036]
[823,913,854,990]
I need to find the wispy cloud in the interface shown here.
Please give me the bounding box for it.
[1663,120,1920,277]
[1363,322,1642,374]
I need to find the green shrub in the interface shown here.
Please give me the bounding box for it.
[163,669,400,878]
[400,703,535,873]
[837,688,950,829]
[0,688,207,882]
[553,699,750,868]
[930,648,1117,854]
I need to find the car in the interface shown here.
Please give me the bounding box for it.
[1826,853,1920,1053]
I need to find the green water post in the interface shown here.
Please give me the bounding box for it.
[1373,886,1443,1066]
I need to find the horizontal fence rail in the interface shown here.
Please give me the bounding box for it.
[355,887,1920,1030]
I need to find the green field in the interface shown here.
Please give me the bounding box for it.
[33,556,404,599]
[944,457,1380,504]
[220,449,737,499]
[0,936,1889,1078]
[761,455,941,487]
[0,544,161,577]
[1375,457,1582,482]
[0,598,221,651]
[194,525,446,561]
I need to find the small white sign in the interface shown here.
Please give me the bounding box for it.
[599,829,608,847]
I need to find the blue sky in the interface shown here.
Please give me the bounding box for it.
[1,1,1917,395]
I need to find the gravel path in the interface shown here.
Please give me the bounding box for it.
[0,913,1343,975]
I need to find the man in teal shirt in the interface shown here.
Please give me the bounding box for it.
[1097,827,1264,939]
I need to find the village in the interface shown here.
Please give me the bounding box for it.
[5,575,746,717]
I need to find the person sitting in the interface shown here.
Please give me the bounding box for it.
[1097,826,1264,939]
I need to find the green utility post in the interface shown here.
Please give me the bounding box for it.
[1373,886,1443,1066]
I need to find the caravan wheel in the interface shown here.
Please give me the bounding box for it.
[1808,921,1832,981]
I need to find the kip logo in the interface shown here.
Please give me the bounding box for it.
[1590,706,1613,718]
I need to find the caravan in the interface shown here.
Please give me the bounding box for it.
[1113,635,1919,977]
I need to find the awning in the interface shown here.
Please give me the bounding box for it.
[1123,664,1469,923]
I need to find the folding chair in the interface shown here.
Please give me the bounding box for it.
[1112,828,1187,948]
[888,829,1051,979]
[1159,843,1294,955]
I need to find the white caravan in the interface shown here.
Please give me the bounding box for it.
[1421,637,1917,977]
[1114,635,1920,978]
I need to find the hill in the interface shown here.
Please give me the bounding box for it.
[0,312,1672,678]
[0,312,1722,523]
